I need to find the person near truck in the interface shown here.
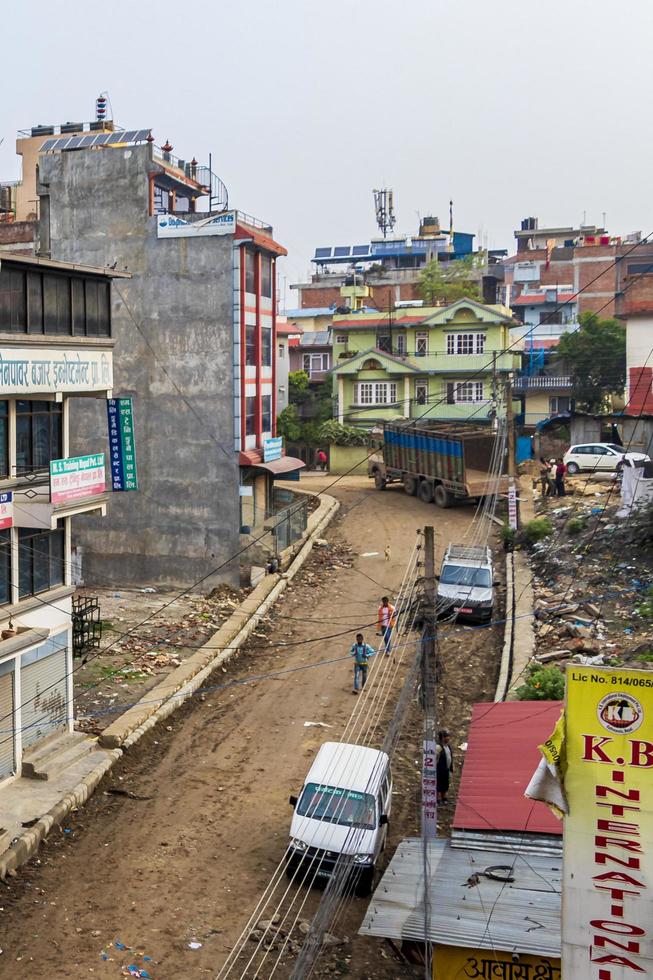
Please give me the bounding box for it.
[350,633,376,694]
[554,457,567,497]
[538,457,554,497]
[435,730,454,806]
[377,596,396,655]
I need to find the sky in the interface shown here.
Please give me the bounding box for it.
[2,0,653,307]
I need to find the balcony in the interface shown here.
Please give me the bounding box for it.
[9,454,108,529]
[513,376,573,390]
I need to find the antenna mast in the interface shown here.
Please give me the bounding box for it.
[373,188,396,239]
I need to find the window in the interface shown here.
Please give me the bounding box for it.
[0,267,26,332]
[0,401,7,478]
[415,382,428,406]
[18,522,64,598]
[0,529,10,605]
[446,333,484,355]
[0,265,110,337]
[335,334,348,345]
[15,401,62,475]
[245,249,256,294]
[355,382,397,405]
[278,342,285,359]
[246,323,257,366]
[260,255,272,298]
[297,782,376,831]
[395,334,406,356]
[452,381,485,403]
[245,396,256,436]
[27,272,44,334]
[540,310,562,325]
[549,396,570,414]
[302,353,328,375]
[262,326,272,368]
[376,333,391,353]
[415,332,428,357]
[262,394,272,433]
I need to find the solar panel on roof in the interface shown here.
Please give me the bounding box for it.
[334,246,350,257]
[134,129,151,142]
[66,136,85,149]
[107,132,125,144]
[40,138,58,151]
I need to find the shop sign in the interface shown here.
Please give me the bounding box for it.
[263,437,283,463]
[0,348,112,394]
[433,945,560,978]
[50,454,105,504]
[156,210,236,238]
[107,398,138,491]
[0,492,13,529]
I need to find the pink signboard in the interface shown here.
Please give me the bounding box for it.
[49,454,106,505]
[0,492,13,529]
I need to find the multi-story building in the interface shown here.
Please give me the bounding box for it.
[615,247,653,417]
[0,252,120,780]
[289,331,332,383]
[5,116,301,589]
[330,298,521,427]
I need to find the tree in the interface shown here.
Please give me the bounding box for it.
[555,312,626,412]
[276,404,302,443]
[418,254,481,306]
[319,419,371,447]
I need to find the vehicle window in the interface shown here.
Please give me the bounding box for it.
[592,445,608,455]
[607,444,624,454]
[297,783,376,830]
[571,446,586,454]
[441,564,491,588]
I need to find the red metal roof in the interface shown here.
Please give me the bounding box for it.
[453,701,563,836]
[235,222,288,257]
[511,292,575,307]
[334,315,425,329]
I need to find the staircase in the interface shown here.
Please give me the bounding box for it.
[22,731,96,781]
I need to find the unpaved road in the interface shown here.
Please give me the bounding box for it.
[0,476,502,979]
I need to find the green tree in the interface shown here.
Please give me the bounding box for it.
[276,404,302,443]
[418,254,481,306]
[555,312,626,412]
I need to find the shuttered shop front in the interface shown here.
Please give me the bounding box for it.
[21,634,69,749]
[0,662,15,780]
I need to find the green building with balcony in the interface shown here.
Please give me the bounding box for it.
[330,298,522,427]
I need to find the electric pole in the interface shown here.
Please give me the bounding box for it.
[421,525,438,839]
[506,376,518,529]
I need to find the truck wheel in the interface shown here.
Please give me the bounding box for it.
[403,475,418,496]
[434,484,452,508]
[418,480,434,504]
[374,471,387,491]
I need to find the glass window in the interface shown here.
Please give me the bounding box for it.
[245,249,256,294]
[415,382,428,406]
[376,334,391,353]
[0,267,26,332]
[416,332,428,356]
[262,394,272,433]
[355,382,397,405]
[356,382,374,405]
[475,334,485,353]
[15,401,62,475]
[27,272,44,334]
[0,529,10,605]
[278,343,285,359]
[0,401,7,478]
[441,564,491,587]
[262,326,272,368]
[454,381,484,403]
[97,281,111,337]
[395,334,406,356]
[335,334,348,345]
[297,782,376,830]
[85,280,99,336]
[245,396,256,436]
[18,521,64,598]
[260,255,272,298]
[246,324,257,366]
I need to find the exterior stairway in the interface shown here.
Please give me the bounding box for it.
[22,731,96,781]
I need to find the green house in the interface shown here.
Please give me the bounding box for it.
[330,298,522,427]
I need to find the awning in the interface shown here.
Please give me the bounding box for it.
[252,456,306,475]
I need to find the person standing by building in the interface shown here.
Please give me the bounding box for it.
[538,457,554,497]
[554,457,567,497]
[436,730,454,806]
[377,596,397,656]
[316,448,327,471]
[350,633,376,694]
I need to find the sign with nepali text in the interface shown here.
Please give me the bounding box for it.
[107,398,138,491]
[0,492,13,529]
[0,348,112,395]
[433,944,561,979]
[562,664,653,979]
[263,437,283,463]
[156,210,236,238]
[50,454,105,505]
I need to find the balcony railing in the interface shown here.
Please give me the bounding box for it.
[513,376,573,389]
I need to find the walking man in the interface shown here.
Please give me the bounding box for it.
[436,730,454,806]
[554,457,567,497]
[350,633,376,694]
[377,596,396,656]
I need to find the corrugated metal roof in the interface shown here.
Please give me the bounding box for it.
[300,331,331,347]
[359,838,561,956]
[453,701,563,836]
[511,293,575,306]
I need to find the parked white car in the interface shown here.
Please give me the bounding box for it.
[563,443,650,475]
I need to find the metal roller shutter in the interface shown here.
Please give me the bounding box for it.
[0,670,15,780]
[21,649,68,750]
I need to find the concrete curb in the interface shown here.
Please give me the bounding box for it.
[494,550,515,702]
[101,491,340,749]
[0,491,340,879]
[0,747,122,879]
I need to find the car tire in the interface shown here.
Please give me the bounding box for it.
[355,866,375,897]
[418,480,434,504]
[403,475,418,496]
[616,461,624,474]
[374,471,387,490]
[433,484,452,508]
[566,462,580,475]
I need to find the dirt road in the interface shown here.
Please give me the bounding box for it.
[0,476,502,979]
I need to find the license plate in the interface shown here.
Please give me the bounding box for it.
[455,607,473,614]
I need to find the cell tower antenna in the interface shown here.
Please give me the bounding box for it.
[373,188,396,239]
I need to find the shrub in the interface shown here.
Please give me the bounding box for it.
[565,516,586,536]
[500,523,516,548]
[318,419,371,447]
[516,664,565,701]
[636,586,653,620]
[523,517,553,544]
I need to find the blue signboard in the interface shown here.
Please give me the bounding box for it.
[107,398,139,491]
[263,437,283,463]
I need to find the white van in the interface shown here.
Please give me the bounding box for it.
[287,741,392,895]
[436,544,494,622]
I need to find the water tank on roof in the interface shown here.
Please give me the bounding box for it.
[521,217,538,231]
[31,125,54,137]
[61,122,83,134]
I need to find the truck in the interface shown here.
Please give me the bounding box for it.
[368,421,508,508]
[436,544,495,622]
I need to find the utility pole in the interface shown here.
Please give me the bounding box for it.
[420,526,438,979]
[491,351,498,431]
[506,376,518,529]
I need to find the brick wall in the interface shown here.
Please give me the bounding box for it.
[627,365,653,415]
[0,220,37,254]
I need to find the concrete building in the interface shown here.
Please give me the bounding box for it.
[276,316,301,412]
[0,252,121,781]
[289,331,332,383]
[615,250,653,416]
[20,120,299,589]
[329,298,521,428]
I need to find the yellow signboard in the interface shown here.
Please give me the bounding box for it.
[434,944,560,978]
[563,664,653,978]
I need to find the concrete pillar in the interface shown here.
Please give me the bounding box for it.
[337,376,344,424]
[403,376,410,417]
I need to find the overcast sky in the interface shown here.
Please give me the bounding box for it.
[2,0,652,306]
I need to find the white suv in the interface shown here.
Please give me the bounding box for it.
[563,443,650,475]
